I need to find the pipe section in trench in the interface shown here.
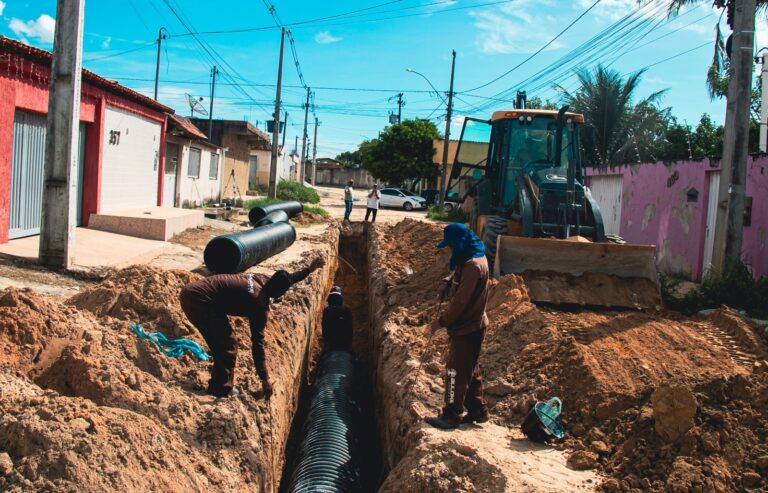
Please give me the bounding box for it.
[249,200,304,225]
[203,221,296,273]
[286,350,361,492]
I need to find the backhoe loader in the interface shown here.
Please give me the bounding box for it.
[446,106,660,309]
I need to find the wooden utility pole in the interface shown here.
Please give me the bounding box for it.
[268,28,285,199]
[153,27,167,101]
[439,50,456,210]
[208,66,218,139]
[299,87,310,184]
[397,92,403,122]
[711,0,756,273]
[311,117,319,185]
[39,0,85,268]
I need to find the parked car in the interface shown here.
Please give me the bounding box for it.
[420,190,462,210]
[377,187,427,211]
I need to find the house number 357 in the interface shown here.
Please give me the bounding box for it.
[109,130,121,145]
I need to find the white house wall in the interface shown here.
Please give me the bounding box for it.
[178,143,222,207]
[100,106,161,212]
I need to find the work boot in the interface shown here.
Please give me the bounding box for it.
[425,416,459,430]
[461,409,490,424]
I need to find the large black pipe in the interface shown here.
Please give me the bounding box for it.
[203,221,296,274]
[254,209,289,228]
[249,201,303,225]
[287,351,360,493]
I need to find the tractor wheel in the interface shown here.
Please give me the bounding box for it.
[481,215,507,271]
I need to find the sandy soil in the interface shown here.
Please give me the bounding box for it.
[368,219,768,492]
[316,185,434,224]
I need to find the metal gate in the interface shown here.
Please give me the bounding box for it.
[701,171,721,278]
[9,111,85,239]
[163,142,179,207]
[587,174,624,236]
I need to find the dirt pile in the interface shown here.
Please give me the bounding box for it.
[291,211,334,226]
[368,219,768,492]
[0,228,339,493]
[67,266,201,337]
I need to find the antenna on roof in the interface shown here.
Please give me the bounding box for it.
[185,93,208,117]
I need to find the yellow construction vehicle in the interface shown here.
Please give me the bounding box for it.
[446,105,659,309]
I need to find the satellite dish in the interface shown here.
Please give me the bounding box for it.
[185,93,208,117]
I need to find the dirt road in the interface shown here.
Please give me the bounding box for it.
[316,184,433,224]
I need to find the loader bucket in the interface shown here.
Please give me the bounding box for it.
[494,236,660,309]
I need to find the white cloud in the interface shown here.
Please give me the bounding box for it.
[314,31,342,44]
[9,14,56,44]
[471,2,563,54]
[0,2,6,16]
[101,36,111,50]
[577,0,676,22]
[756,17,768,51]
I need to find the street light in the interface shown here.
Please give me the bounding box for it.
[405,51,456,210]
[405,68,447,105]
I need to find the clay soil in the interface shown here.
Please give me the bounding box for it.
[368,219,768,493]
[0,225,339,492]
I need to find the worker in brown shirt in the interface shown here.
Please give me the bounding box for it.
[180,257,325,399]
[426,223,490,429]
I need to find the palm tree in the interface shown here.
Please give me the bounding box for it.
[556,65,666,166]
[665,0,767,99]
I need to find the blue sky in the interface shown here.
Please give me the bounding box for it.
[1,0,766,158]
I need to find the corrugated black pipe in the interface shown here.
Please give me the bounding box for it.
[203,222,296,273]
[249,201,303,225]
[287,351,361,493]
[254,209,289,228]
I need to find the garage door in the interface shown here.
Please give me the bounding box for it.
[588,175,624,236]
[8,111,85,239]
[100,106,160,212]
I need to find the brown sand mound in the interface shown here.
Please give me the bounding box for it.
[67,266,201,337]
[291,211,334,225]
[370,219,768,492]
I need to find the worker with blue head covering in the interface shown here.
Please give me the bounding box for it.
[426,222,491,430]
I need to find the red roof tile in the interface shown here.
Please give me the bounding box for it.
[0,36,173,113]
[167,113,208,140]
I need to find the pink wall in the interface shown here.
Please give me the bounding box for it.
[587,156,768,280]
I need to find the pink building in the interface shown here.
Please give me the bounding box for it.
[586,156,768,281]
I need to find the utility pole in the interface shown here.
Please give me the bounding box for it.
[311,117,319,186]
[299,87,310,184]
[439,50,456,210]
[397,92,403,122]
[712,0,756,273]
[269,28,285,199]
[39,0,84,268]
[153,27,167,101]
[759,51,767,152]
[208,66,218,138]
[294,135,298,155]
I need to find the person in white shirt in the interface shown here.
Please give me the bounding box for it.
[343,180,354,221]
[365,184,380,223]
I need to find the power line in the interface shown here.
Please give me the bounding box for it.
[465,0,602,93]
[84,41,157,62]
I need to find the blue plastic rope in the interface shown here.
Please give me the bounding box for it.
[130,323,211,361]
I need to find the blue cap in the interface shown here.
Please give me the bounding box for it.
[437,222,469,248]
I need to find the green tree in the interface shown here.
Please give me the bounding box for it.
[335,150,361,168]
[692,113,725,157]
[359,119,440,184]
[557,65,666,166]
[526,96,559,110]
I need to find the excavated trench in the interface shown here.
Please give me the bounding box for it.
[279,224,385,491]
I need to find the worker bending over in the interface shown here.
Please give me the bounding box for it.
[180,257,325,399]
[426,223,491,429]
[322,286,353,352]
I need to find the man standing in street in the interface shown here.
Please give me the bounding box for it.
[321,286,353,352]
[180,256,325,399]
[364,184,380,223]
[343,180,354,222]
[426,223,490,429]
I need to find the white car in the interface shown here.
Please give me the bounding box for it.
[378,188,427,211]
